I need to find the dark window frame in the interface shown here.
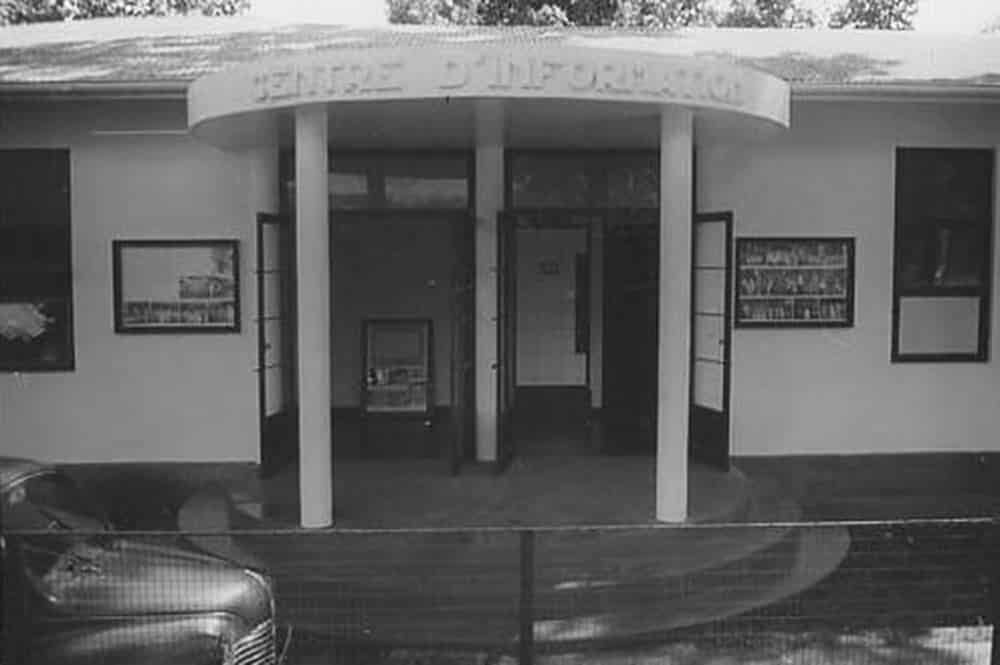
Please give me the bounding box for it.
[0,149,74,372]
[891,147,995,363]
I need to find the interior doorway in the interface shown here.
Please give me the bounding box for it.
[331,210,472,467]
[514,221,592,456]
[601,212,659,455]
[498,211,600,459]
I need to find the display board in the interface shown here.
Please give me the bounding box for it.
[735,237,854,328]
[362,318,433,414]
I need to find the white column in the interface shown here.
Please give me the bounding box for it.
[656,107,693,523]
[295,104,333,528]
[474,100,504,462]
[247,136,279,214]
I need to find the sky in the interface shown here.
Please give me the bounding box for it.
[801,0,1000,32]
[250,0,1000,33]
[911,0,997,32]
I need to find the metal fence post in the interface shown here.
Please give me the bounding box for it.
[519,529,535,665]
[992,519,1000,665]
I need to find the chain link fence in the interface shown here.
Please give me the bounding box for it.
[3,518,998,664]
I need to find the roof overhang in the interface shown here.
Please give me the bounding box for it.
[187,42,791,149]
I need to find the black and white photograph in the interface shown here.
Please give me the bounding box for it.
[2,1,1000,664]
[112,239,240,333]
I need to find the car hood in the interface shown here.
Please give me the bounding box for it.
[31,536,273,624]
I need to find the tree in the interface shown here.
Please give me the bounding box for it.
[828,0,917,29]
[718,0,817,28]
[388,0,716,28]
[387,0,480,24]
[0,0,247,24]
[385,0,919,30]
[612,0,716,28]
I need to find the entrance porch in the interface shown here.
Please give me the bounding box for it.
[188,35,792,527]
[251,457,793,529]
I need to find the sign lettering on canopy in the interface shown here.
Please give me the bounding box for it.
[187,42,790,148]
[249,53,746,108]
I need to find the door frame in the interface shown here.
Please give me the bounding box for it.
[496,211,518,471]
[688,210,734,471]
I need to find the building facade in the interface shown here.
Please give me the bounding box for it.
[1,19,998,526]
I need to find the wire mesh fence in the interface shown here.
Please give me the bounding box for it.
[2,518,997,665]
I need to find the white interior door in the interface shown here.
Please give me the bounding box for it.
[515,227,588,386]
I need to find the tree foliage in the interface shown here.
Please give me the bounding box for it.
[828,0,917,29]
[611,0,715,28]
[717,0,816,28]
[0,0,247,24]
[387,0,480,24]
[387,0,918,29]
[389,0,720,28]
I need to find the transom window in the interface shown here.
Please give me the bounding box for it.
[280,151,472,212]
[507,151,659,209]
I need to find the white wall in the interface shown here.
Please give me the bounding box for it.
[699,101,1000,456]
[0,100,259,464]
[515,227,588,386]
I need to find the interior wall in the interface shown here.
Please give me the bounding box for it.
[330,215,456,407]
[515,227,588,386]
[698,100,1000,456]
[0,100,259,464]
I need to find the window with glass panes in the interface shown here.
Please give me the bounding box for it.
[279,151,472,212]
[507,151,659,209]
[892,148,995,362]
[0,149,74,371]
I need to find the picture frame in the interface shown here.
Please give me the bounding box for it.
[361,318,433,415]
[735,237,855,328]
[112,239,240,334]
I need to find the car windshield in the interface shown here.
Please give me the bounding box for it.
[3,471,108,532]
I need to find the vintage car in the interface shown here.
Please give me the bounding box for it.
[0,456,289,665]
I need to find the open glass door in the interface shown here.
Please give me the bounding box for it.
[256,213,299,478]
[689,211,733,470]
[496,211,518,471]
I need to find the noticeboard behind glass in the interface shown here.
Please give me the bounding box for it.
[362,318,432,415]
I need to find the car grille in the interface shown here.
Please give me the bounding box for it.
[233,619,276,665]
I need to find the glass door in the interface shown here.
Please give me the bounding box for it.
[689,212,733,471]
[256,212,299,478]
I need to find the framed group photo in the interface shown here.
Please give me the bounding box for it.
[113,239,240,333]
[735,236,855,328]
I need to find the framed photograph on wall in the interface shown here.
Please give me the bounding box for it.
[735,237,855,328]
[113,239,240,333]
